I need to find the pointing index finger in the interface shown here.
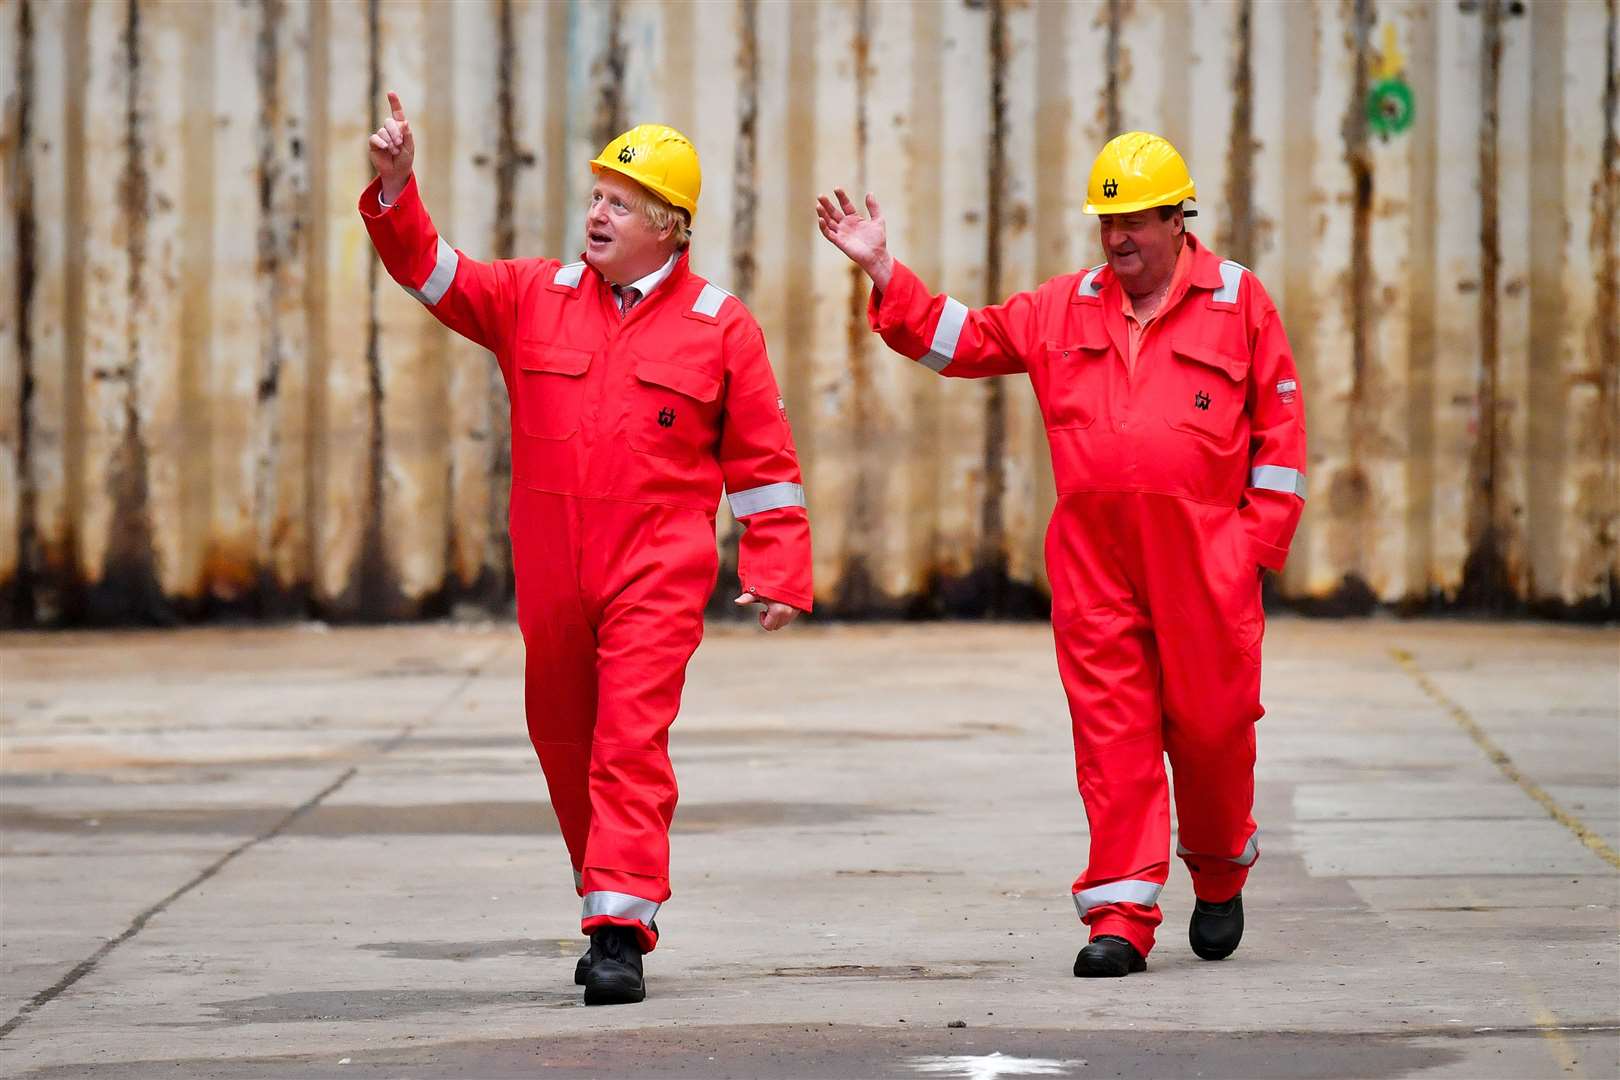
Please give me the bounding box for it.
[387,91,407,122]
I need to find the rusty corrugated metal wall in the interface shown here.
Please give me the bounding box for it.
[2,0,1616,625]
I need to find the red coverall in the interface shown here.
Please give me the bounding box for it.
[868,234,1305,957]
[361,175,812,952]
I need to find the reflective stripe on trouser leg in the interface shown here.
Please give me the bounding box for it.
[582,891,660,927]
[1072,879,1163,917]
[1176,831,1259,867]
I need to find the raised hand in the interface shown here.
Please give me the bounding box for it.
[815,188,894,291]
[368,91,415,203]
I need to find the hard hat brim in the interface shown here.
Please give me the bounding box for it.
[1083,181,1198,217]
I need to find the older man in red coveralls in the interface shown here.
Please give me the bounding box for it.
[363,93,811,1005]
[818,132,1307,978]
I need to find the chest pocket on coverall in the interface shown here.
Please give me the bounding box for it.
[628,351,723,460]
[1165,340,1249,442]
[1043,337,1109,430]
[514,341,592,440]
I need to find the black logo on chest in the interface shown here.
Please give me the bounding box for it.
[658,406,676,428]
[1194,390,1212,411]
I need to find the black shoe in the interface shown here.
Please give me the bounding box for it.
[575,919,653,986]
[1073,935,1147,978]
[1189,892,1244,960]
[582,926,646,1005]
[573,940,596,986]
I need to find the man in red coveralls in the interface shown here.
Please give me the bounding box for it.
[817,132,1307,977]
[363,93,812,1005]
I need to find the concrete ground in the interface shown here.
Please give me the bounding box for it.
[0,617,1615,1079]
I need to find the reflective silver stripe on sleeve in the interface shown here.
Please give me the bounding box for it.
[1250,464,1307,499]
[921,296,968,372]
[581,891,660,926]
[727,481,806,518]
[1177,831,1260,867]
[1076,264,1106,299]
[693,282,732,317]
[1072,879,1163,916]
[406,237,459,306]
[554,261,586,288]
[1213,259,1247,304]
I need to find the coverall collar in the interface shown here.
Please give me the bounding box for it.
[1090,232,1223,306]
[580,249,694,318]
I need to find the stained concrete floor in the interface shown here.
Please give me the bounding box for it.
[0,617,1615,1079]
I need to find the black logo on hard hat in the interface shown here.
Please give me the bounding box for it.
[617,145,636,164]
[1102,178,1120,198]
[1194,391,1211,411]
[658,407,675,428]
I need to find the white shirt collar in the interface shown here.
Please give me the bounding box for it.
[618,253,678,300]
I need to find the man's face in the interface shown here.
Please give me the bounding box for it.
[584,170,673,284]
[1099,208,1182,291]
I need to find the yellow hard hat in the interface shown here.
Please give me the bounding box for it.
[590,124,702,220]
[1083,131,1197,216]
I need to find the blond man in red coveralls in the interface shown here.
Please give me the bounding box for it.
[364,93,812,1005]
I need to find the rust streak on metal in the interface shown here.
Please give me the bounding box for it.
[252,0,292,615]
[1222,0,1255,266]
[975,0,1009,610]
[493,0,536,264]
[780,0,815,476]
[255,0,281,402]
[1403,0,1439,606]
[488,0,528,601]
[11,0,38,624]
[1590,0,1619,610]
[1339,0,1373,583]
[493,0,517,261]
[840,0,879,613]
[1525,0,1566,603]
[303,0,329,616]
[730,0,759,305]
[708,0,760,616]
[358,0,393,619]
[1461,0,1510,610]
[1104,0,1122,137]
[95,0,162,624]
[590,0,624,153]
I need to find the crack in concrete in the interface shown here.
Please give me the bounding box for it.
[1389,646,1620,871]
[0,640,508,1040]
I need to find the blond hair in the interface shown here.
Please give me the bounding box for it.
[635,189,692,249]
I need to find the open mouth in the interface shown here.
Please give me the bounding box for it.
[588,231,612,245]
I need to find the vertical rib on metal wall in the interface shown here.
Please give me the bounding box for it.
[3,0,1616,625]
